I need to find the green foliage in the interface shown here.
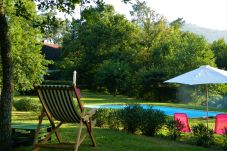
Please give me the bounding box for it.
[166,119,184,140]
[140,108,166,136]
[222,128,227,150]
[2,0,51,91]
[192,123,214,147]
[94,108,117,128]
[95,60,132,95]
[94,108,111,127]
[94,105,166,136]
[135,67,177,100]
[40,12,70,44]
[35,0,131,14]
[61,4,140,90]
[107,109,123,130]
[14,98,41,112]
[94,108,122,130]
[59,1,217,100]
[211,38,227,70]
[176,84,226,106]
[121,105,143,133]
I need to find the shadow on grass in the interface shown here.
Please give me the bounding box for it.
[81,91,141,105]
[12,111,49,123]
[13,124,224,151]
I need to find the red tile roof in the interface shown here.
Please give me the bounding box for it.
[44,43,62,49]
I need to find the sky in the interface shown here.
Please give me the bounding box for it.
[104,0,227,31]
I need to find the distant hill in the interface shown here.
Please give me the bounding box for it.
[181,23,227,43]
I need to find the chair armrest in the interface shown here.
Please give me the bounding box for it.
[82,109,96,121]
[86,108,96,116]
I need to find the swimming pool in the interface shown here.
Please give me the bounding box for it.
[84,104,224,118]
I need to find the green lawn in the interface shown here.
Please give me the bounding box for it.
[13,90,227,112]
[12,90,226,151]
[13,112,223,151]
[79,90,227,112]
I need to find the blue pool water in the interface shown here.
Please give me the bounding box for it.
[85,104,224,118]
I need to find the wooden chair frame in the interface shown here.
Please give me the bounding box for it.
[33,85,96,151]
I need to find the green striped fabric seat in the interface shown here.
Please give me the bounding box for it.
[36,85,83,123]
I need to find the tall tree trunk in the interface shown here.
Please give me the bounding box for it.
[0,0,13,150]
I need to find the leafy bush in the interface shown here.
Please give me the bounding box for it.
[166,119,184,140]
[192,123,214,147]
[94,108,123,130]
[14,98,41,112]
[94,60,132,96]
[140,108,166,136]
[94,108,116,128]
[222,127,227,150]
[121,105,143,134]
[94,105,166,136]
[108,110,123,130]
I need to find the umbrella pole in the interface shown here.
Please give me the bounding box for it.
[206,85,209,129]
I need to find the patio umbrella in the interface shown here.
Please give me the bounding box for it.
[164,65,227,128]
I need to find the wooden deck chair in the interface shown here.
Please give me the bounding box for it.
[33,85,96,151]
[174,113,191,133]
[214,114,227,135]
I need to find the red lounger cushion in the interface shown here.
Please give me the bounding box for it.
[174,113,191,132]
[214,114,227,135]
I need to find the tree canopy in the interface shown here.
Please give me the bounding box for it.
[3,0,50,91]
[59,1,215,99]
[211,38,227,70]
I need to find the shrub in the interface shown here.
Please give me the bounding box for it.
[192,123,214,147]
[222,127,227,150]
[121,105,143,134]
[94,108,123,130]
[14,98,41,112]
[140,108,166,136]
[108,110,122,130]
[94,105,167,136]
[94,108,115,128]
[166,119,184,140]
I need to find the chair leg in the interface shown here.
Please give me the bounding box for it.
[86,118,96,146]
[33,109,45,150]
[40,121,63,144]
[46,114,62,143]
[33,145,39,151]
[74,119,83,151]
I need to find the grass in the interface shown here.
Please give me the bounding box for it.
[12,112,223,151]
[79,90,227,112]
[12,90,226,151]
[14,90,227,112]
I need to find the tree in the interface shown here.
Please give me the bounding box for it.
[211,38,227,69]
[61,4,140,92]
[129,1,216,99]
[0,0,13,149]
[4,0,50,91]
[170,17,185,29]
[130,0,165,50]
[95,60,132,95]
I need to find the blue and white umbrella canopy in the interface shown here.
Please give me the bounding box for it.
[165,65,227,85]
